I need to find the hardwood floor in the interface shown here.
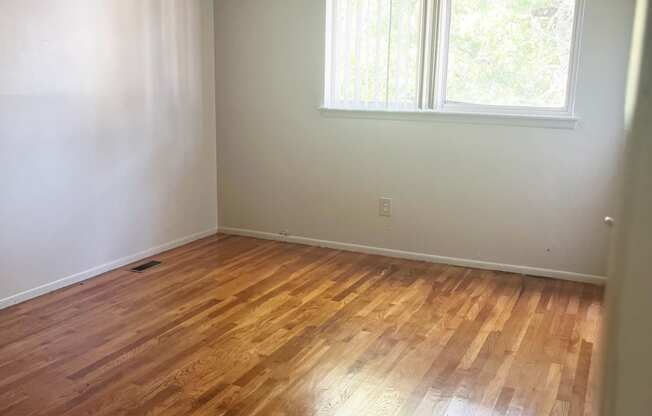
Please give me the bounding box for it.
[0,234,602,416]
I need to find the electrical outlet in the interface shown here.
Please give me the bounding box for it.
[379,198,392,217]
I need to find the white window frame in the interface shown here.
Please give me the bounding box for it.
[322,0,585,128]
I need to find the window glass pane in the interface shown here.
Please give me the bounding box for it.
[387,0,424,108]
[331,0,423,109]
[446,0,577,108]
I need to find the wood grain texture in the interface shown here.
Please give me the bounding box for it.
[0,234,603,416]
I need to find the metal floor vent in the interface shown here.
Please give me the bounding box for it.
[130,260,162,273]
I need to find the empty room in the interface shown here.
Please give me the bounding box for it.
[1,0,650,415]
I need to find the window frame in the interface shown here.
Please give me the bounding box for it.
[322,0,586,126]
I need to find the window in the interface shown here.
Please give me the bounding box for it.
[324,0,583,118]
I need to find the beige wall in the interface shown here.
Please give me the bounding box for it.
[215,0,634,280]
[0,0,218,306]
[601,0,652,413]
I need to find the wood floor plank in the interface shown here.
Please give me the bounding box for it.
[0,234,603,416]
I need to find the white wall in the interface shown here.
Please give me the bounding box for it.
[214,0,634,279]
[601,0,652,413]
[0,0,217,306]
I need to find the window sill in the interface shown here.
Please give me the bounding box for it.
[318,107,579,129]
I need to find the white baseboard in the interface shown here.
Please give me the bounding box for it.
[0,228,218,311]
[219,227,606,285]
